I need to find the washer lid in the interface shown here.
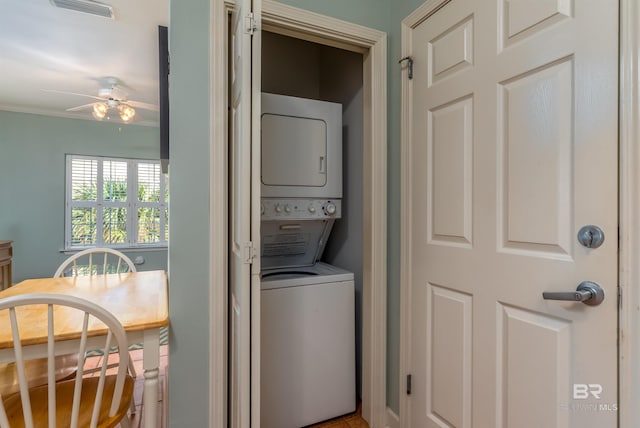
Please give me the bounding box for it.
[261,262,354,289]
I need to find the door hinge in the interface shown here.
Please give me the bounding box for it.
[245,12,257,35]
[406,374,412,395]
[243,242,257,264]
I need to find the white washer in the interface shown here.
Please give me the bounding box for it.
[260,262,356,428]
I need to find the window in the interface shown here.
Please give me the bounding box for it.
[65,155,169,249]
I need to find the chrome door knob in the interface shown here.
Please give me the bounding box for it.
[542,281,605,306]
[577,225,605,249]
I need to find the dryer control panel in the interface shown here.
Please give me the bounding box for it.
[261,198,342,220]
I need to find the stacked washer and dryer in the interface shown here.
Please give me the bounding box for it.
[260,93,356,428]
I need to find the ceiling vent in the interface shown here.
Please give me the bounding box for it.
[50,0,114,19]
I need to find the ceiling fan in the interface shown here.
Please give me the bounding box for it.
[44,77,159,123]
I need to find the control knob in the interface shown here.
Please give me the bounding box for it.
[325,203,337,216]
[308,205,316,214]
[274,204,282,213]
[284,205,292,213]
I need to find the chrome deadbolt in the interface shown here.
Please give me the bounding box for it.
[577,225,605,249]
[542,281,605,306]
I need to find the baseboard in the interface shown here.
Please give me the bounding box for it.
[386,407,400,428]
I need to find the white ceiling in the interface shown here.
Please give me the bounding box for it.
[0,0,168,126]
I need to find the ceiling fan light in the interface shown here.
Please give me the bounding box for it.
[119,105,135,122]
[92,103,107,119]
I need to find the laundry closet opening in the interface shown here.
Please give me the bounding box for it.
[260,30,365,427]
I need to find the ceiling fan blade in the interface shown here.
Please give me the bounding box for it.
[42,89,104,101]
[126,100,160,111]
[66,103,96,112]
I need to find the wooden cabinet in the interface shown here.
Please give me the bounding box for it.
[0,241,12,290]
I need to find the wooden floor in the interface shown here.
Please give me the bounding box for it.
[308,402,369,428]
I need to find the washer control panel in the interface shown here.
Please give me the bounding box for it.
[261,198,342,220]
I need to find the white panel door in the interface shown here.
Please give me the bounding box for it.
[229,0,261,427]
[406,0,618,427]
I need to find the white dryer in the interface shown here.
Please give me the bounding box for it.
[261,93,343,199]
[260,262,356,428]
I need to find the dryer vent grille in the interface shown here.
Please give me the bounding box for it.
[50,0,114,19]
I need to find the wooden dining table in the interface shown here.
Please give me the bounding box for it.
[0,270,169,427]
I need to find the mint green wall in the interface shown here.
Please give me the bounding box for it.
[0,110,167,283]
[167,0,212,427]
[275,0,390,31]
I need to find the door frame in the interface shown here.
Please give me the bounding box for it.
[210,1,388,427]
[400,0,640,427]
[619,0,640,426]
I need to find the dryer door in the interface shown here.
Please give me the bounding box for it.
[261,113,327,187]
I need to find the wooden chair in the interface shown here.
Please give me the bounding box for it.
[54,248,138,414]
[54,248,136,278]
[0,293,134,428]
